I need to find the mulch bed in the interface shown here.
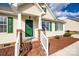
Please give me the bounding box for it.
[48,36,79,55]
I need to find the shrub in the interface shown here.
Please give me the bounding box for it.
[66,30,70,32]
[63,30,71,37]
[54,35,60,39]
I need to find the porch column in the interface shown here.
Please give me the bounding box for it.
[15,13,22,56]
[38,15,42,40]
[38,15,42,29]
[17,13,22,29]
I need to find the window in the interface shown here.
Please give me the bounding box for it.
[0,16,7,32]
[42,20,52,31]
[55,22,63,31]
[0,16,13,33]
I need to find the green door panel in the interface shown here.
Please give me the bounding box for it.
[25,20,33,37]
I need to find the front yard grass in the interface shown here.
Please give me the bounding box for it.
[69,31,79,35]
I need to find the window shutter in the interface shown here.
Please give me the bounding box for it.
[8,17,13,33]
[50,22,52,31]
[55,22,58,31]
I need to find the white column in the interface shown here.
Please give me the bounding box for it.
[17,13,22,29]
[38,15,42,30]
[15,13,22,56]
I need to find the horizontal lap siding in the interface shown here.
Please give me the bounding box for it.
[65,19,79,31]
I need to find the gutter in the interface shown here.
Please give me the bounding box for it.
[0,10,16,15]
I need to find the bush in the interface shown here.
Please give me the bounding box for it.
[63,30,71,37]
[66,30,70,32]
[54,35,60,39]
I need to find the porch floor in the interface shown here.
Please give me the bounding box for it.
[21,38,46,56]
[48,36,79,55]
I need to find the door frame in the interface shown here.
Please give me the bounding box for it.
[25,19,33,38]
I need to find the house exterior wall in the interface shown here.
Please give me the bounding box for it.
[20,3,65,38]
[0,13,17,44]
[64,19,79,31]
[39,4,65,37]
[45,22,65,37]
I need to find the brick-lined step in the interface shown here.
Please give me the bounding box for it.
[48,36,79,55]
[21,40,46,56]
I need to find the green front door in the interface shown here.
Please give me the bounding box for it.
[25,20,33,37]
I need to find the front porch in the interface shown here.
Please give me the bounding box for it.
[15,3,48,56]
[16,11,48,56]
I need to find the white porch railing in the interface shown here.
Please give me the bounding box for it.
[40,31,48,56]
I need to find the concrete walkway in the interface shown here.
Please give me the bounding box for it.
[50,40,79,56]
[71,34,79,39]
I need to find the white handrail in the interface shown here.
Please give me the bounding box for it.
[40,31,48,56]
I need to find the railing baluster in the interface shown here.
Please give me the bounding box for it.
[40,31,48,56]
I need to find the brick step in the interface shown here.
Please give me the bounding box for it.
[25,46,46,56]
[21,40,46,56]
[31,41,41,48]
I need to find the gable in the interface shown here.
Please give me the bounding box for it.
[19,3,43,16]
[42,4,55,20]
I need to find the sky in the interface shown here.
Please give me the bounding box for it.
[0,3,79,20]
[0,3,11,7]
[49,3,79,20]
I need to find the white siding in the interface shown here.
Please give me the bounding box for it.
[19,4,42,16]
[0,14,17,44]
[45,22,65,37]
[64,19,79,31]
